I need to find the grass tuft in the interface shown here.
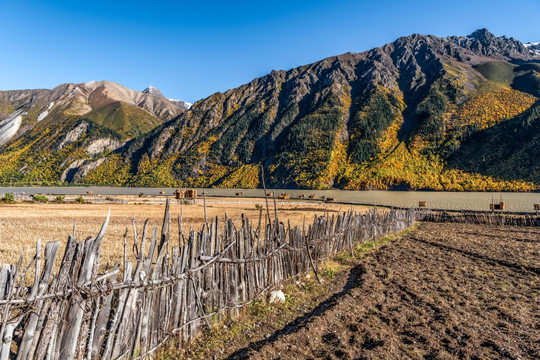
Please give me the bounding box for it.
[1,193,15,204]
[32,195,49,203]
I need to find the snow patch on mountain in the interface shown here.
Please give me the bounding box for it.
[37,110,48,122]
[37,102,55,122]
[523,42,540,55]
[0,109,26,146]
[169,99,192,109]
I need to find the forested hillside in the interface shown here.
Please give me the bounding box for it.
[1,29,539,190]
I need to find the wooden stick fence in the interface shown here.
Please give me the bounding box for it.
[417,209,540,227]
[0,202,415,359]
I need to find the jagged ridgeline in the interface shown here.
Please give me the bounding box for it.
[1,29,540,190]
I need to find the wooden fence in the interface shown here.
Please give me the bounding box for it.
[416,209,540,227]
[0,202,415,359]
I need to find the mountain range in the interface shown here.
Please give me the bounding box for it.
[1,29,539,190]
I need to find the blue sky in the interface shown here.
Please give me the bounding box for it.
[1,0,539,103]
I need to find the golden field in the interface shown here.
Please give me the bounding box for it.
[0,196,369,268]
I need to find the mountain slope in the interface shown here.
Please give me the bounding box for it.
[80,29,538,190]
[0,81,186,145]
[0,116,125,184]
[83,101,163,138]
[0,81,189,184]
[3,29,540,190]
[447,101,540,183]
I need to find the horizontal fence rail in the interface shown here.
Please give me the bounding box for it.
[0,201,415,359]
[416,209,540,227]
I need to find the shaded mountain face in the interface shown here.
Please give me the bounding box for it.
[2,29,539,190]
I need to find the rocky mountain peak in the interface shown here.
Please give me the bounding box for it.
[169,99,192,110]
[142,85,192,110]
[142,85,166,98]
[449,28,531,60]
[467,28,496,42]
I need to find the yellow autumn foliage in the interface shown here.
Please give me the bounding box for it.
[448,88,536,131]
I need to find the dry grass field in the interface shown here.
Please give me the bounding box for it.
[0,196,369,268]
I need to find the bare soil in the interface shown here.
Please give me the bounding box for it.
[190,223,540,360]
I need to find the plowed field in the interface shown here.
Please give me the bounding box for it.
[216,223,539,359]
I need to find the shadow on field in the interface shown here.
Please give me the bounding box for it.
[457,230,540,242]
[227,265,365,359]
[409,236,540,275]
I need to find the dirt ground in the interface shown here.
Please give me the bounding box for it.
[188,222,540,360]
[0,197,367,267]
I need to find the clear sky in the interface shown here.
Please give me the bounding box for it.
[1,0,539,103]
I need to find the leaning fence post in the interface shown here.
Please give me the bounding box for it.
[305,233,321,284]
